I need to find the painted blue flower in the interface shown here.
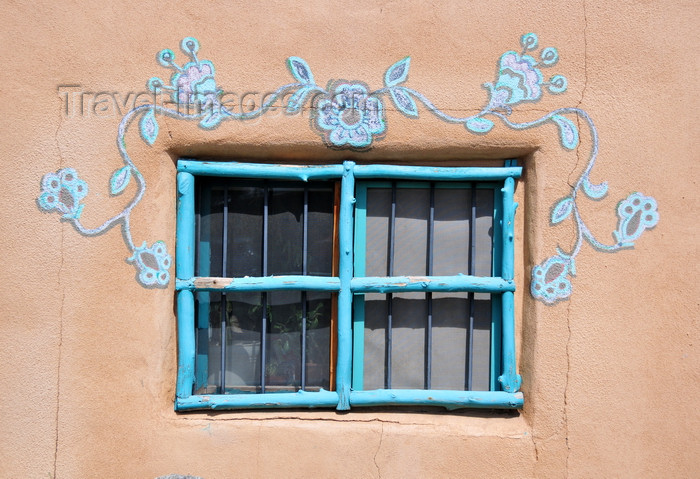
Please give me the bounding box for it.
[614,193,659,246]
[37,168,88,219]
[171,61,218,106]
[315,82,386,148]
[488,51,544,109]
[128,241,171,287]
[531,254,574,304]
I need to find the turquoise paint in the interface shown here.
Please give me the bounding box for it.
[176,390,340,411]
[351,182,368,391]
[175,276,341,292]
[36,34,658,296]
[176,172,195,280]
[176,172,196,399]
[195,188,211,391]
[350,276,514,294]
[336,161,355,410]
[490,186,504,391]
[176,290,196,399]
[38,34,658,297]
[501,177,516,282]
[349,390,523,410]
[178,160,345,180]
[175,160,524,410]
[353,165,522,180]
[498,291,521,393]
[498,178,521,393]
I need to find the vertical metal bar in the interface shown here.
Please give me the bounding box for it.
[194,181,202,391]
[425,182,434,390]
[301,187,308,390]
[386,182,396,389]
[261,183,269,393]
[467,184,476,391]
[219,185,229,394]
[336,161,355,410]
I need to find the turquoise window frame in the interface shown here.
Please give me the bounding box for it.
[175,159,523,411]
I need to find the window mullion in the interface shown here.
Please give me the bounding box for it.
[219,185,229,394]
[176,171,196,400]
[336,161,355,410]
[498,176,521,393]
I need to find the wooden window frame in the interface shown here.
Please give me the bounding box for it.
[175,159,523,411]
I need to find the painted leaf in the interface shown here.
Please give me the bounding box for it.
[287,57,314,85]
[551,197,574,224]
[384,57,411,87]
[465,117,494,134]
[286,86,311,114]
[551,115,579,150]
[199,110,224,130]
[582,176,608,199]
[139,110,159,145]
[390,87,418,117]
[110,166,132,195]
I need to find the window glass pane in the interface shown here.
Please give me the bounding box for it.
[198,291,263,393]
[307,188,334,276]
[266,291,332,391]
[431,292,492,391]
[268,188,304,276]
[471,295,492,391]
[391,292,427,389]
[197,184,224,277]
[365,188,390,277]
[433,188,470,276]
[394,188,429,276]
[304,291,332,390]
[362,292,427,390]
[474,189,494,277]
[362,292,387,390]
[227,185,263,277]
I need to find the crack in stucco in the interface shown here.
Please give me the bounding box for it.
[373,422,383,479]
[52,99,66,479]
[567,0,590,191]
[176,415,523,433]
[564,298,573,477]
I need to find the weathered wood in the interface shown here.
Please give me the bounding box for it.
[349,389,523,410]
[354,164,522,180]
[176,276,341,292]
[350,275,514,293]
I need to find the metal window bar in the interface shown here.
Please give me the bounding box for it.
[385,182,397,389]
[425,183,435,390]
[219,185,229,394]
[301,186,308,390]
[260,183,269,393]
[466,184,476,391]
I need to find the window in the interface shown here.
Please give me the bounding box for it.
[175,160,522,411]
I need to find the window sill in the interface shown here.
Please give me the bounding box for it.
[175,390,523,411]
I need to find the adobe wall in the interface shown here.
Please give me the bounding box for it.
[0,1,697,477]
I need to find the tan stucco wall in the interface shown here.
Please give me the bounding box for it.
[1,1,698,478]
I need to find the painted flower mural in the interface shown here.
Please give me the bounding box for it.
[315,83,386,149]
[35,34,658,298]
[128,241,172,287]
[37,168,88,219]
[531,255,574,305]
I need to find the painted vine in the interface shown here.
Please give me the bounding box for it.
[37,33,658,301]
